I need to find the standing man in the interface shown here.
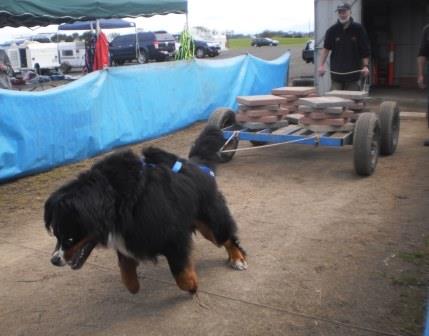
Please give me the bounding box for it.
[417,24,429,146]
[318,2,370,90]
[0,48,12,89]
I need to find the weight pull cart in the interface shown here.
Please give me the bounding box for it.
[208,95,400,177]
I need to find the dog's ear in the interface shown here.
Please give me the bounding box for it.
[44,191,59,233]
[69,173,116,240]
[44,171,116,243]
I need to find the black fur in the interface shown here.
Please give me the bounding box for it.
[44,125,246,292]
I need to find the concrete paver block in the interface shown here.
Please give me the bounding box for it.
[237,95,288,106]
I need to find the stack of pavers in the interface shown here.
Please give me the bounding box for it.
[235,95,289,130]
[271,86,318,124]
[325,90,370,122]
[296,96,355,132]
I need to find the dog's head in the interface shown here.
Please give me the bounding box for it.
[44,171,114,269]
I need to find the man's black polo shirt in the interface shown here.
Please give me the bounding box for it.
[324,18,370,82]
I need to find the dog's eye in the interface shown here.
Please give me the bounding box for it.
[63,238,74,248]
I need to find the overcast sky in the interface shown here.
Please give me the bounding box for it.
[0,0,314,42]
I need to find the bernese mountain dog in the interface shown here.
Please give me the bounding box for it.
[44,125,247,294]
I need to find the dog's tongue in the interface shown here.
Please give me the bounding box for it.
[70,240,97,270]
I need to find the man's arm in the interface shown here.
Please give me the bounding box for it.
[318,48,330,76]
[361,57,370,77]
[357,24,371,77]
[417,55,427,89]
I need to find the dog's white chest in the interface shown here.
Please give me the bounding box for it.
[107,233,136,259]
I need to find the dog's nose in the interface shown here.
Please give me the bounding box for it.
[51,255,65,266]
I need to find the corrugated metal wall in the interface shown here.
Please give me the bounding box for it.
[363,0,429,87]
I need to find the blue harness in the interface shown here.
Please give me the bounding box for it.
[142,159,215,177]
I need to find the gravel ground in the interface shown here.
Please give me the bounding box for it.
[0,117,428,336]
[1,44,428,336]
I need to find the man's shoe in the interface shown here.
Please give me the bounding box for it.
[424,139,429,146]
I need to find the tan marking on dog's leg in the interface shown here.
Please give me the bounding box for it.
[174,263,198,293]
[224,240,248,271]
[117,253,140,294]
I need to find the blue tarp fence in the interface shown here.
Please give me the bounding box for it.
[0,52,289,182]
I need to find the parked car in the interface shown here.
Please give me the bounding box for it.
[192,39,221,58]
[251,37,279,47]
[176,38,221,58]
[302,39,315,64]
[109,31,176,65]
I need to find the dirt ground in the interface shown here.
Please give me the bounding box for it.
[0,114,428,336]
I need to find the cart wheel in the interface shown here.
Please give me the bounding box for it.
[208,108,238,162]
[208,108,236,129]
[378,101,400,155]
[353,112,381,176]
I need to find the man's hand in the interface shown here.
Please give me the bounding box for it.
[0,64,7,72]
[417,74,426,89]
[318,64,326,77]
[361,65,370,77]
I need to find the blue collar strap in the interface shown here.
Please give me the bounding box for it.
[142,159,213,177]
[198,165,215,177]
[171,161,183,173]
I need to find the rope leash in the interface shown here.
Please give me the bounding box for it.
[220,134,319,154]
[329,69,363,75]
[328,68,370,92]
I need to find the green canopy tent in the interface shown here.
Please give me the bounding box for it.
[0,0,187,28]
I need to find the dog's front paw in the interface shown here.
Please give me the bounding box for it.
[175,267,198,294]
[229,258,248,271]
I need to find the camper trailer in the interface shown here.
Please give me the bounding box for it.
[314,0,429,94]
[58,41,86,71]
[6,41,60,73]
[190,27,228,51]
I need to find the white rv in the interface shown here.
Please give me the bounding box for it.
[190,27,228,51]
[58,41,86,70]
[6,41,60,73]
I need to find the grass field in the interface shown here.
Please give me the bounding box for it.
[228,37,309,48]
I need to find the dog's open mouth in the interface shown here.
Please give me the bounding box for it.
[69,239,97,270]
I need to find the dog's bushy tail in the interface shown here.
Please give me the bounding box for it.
[188,125,226,167]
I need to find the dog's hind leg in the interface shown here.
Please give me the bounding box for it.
[196,220,247,271]
[117,252,140,294]
[164,245,198,294]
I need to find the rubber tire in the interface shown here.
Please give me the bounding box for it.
[353,112,381,176]
[195,48,205,58]
[137,50,148,64]
[208,108,238,162]
[378,101,400,156]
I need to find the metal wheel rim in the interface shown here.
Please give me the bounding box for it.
[370,127,381,168]
[370,140,378,168]
[392,114,400,147]
[221,116,235,129]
